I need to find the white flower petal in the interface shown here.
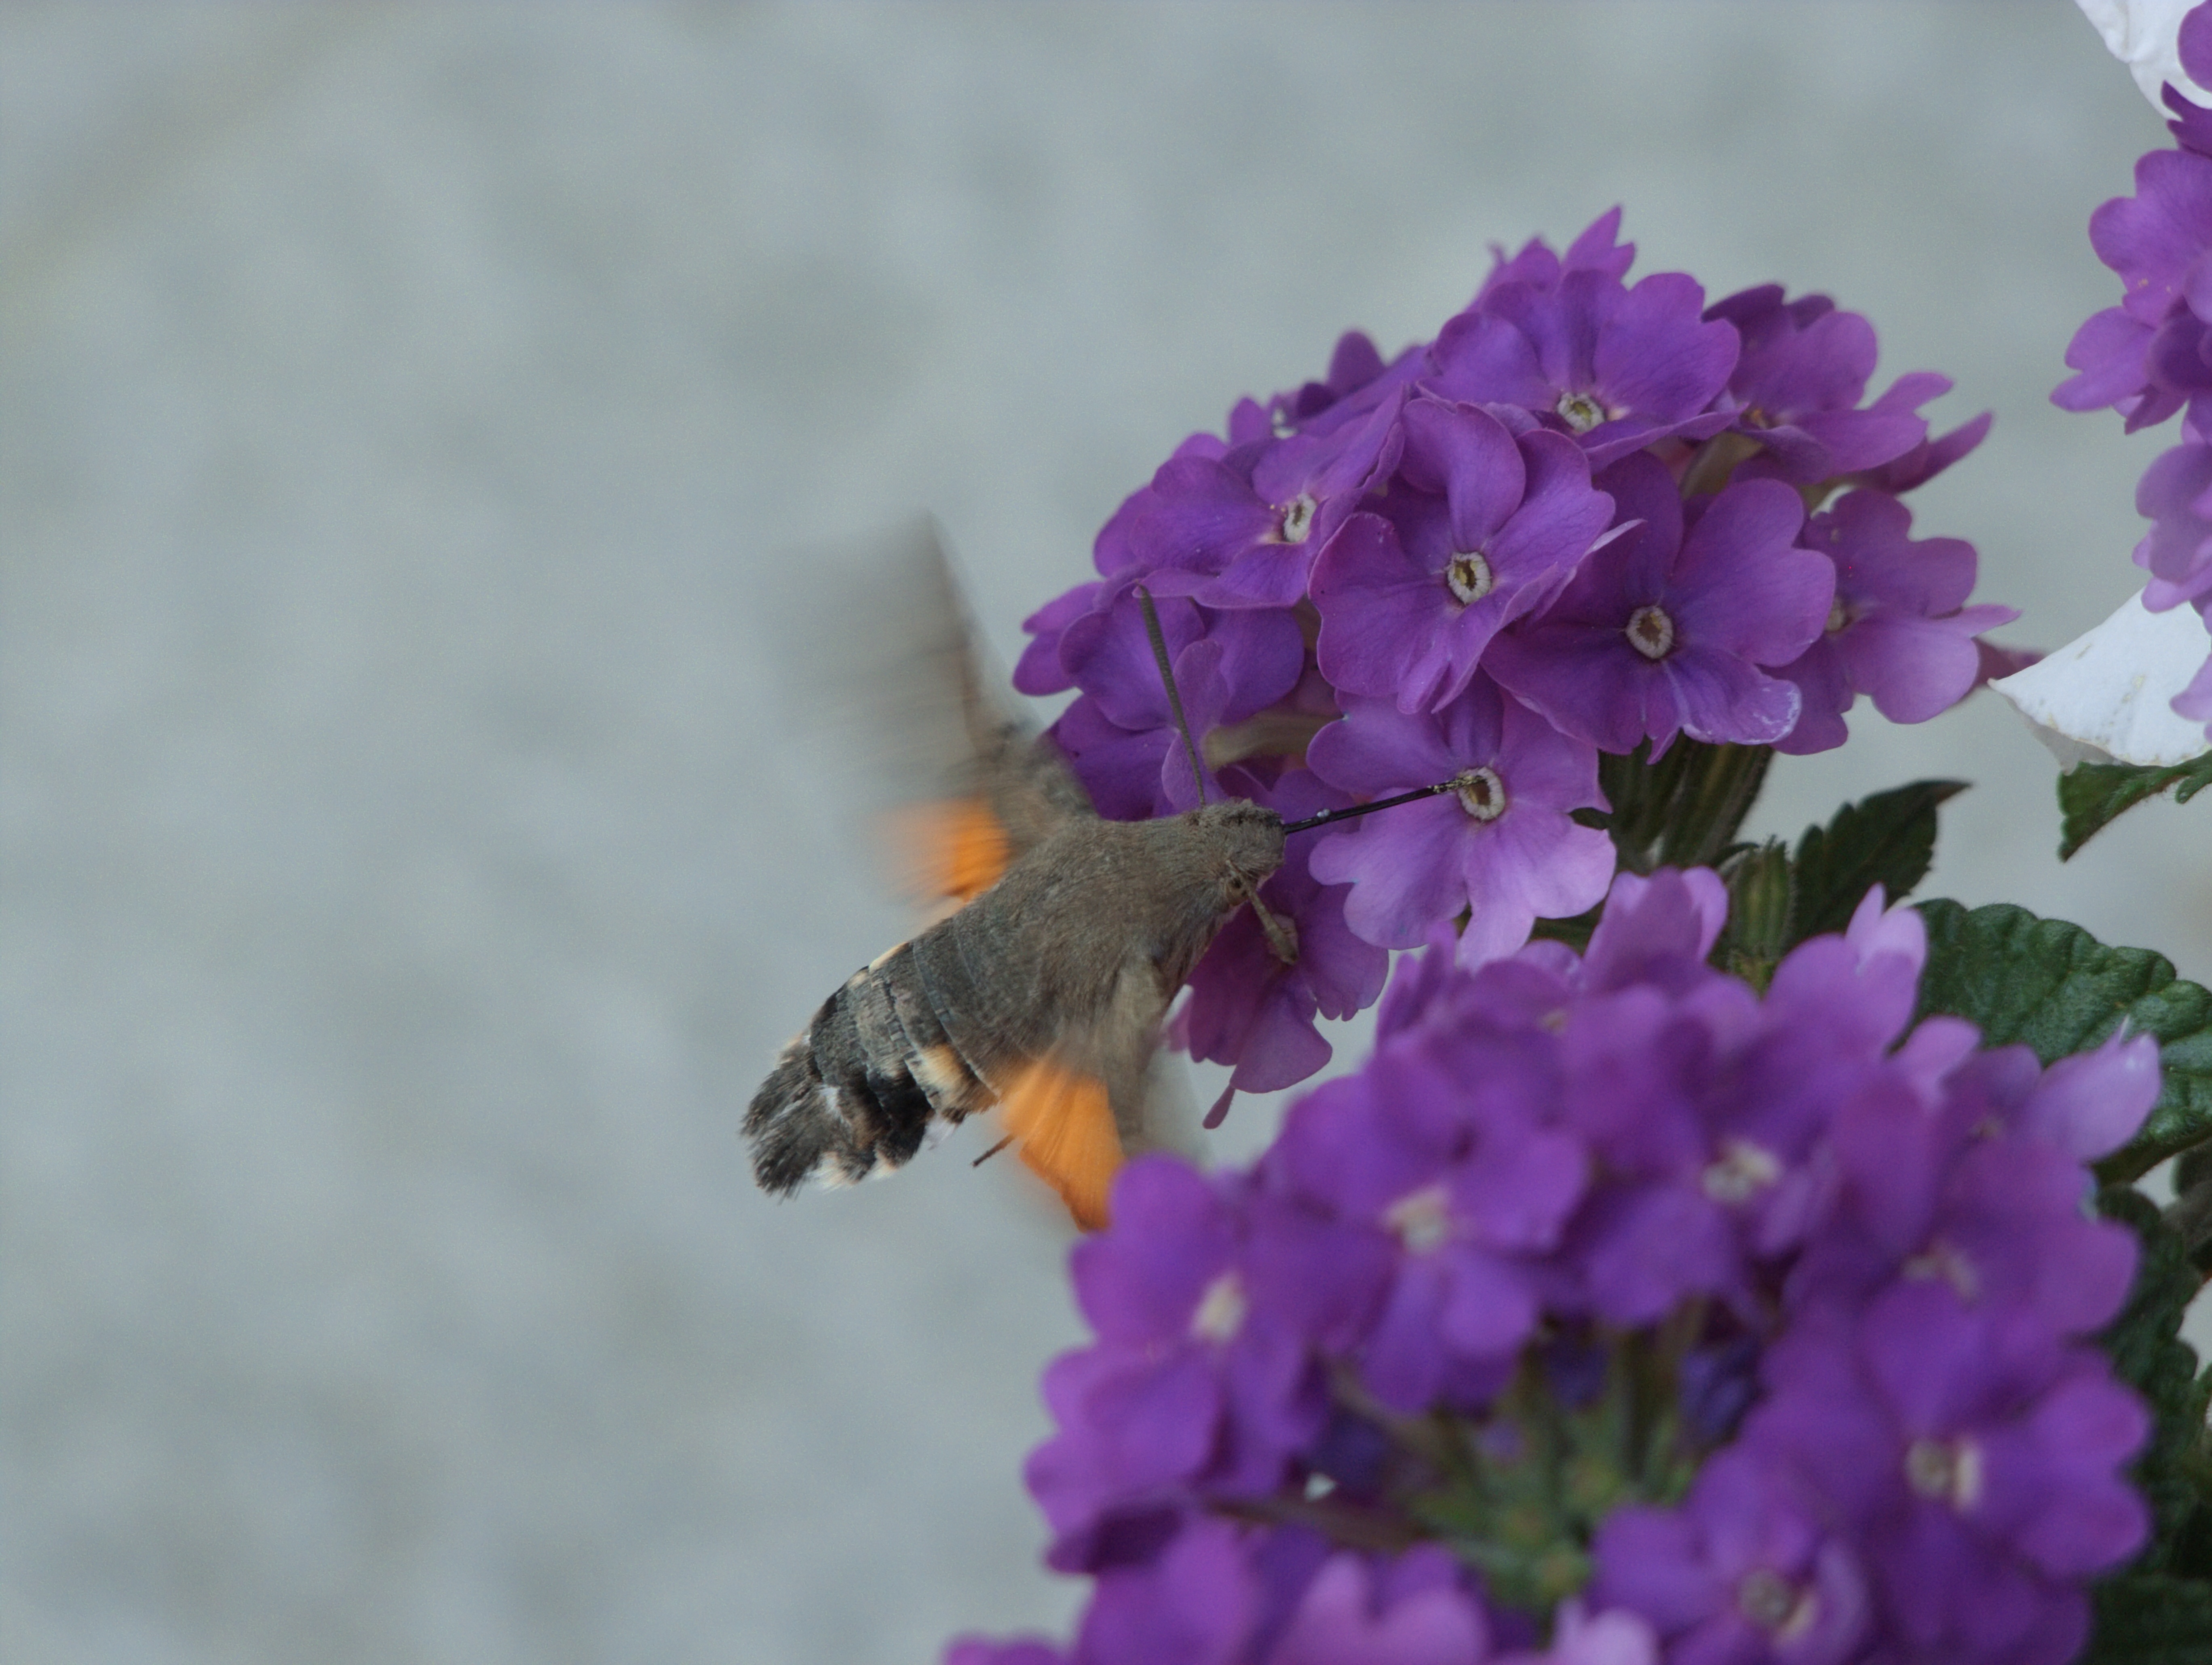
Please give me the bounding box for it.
[1992,589,2212,767]
[2077,0,2202,110]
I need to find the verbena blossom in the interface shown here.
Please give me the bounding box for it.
[2043,0,2212,742]
[1775,490,2020,755]
[1015,215,2009,1098]
[1479,454,1830,756]
[946,874,2157,1665]
[1305,675,1615,966]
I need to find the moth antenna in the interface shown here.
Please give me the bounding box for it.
[1134,584,1210,806]
[971,1132,1016,1168]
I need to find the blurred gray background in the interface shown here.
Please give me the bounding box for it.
[6,4,2211,1662]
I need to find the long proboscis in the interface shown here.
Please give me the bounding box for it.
[1280,779,1463,836]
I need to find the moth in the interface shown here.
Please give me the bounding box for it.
[743,529,1452,1229]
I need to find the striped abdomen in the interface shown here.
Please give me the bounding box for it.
[743,937,1000,1196]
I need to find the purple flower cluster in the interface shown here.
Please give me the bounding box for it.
[1021,213,2011,1094]
[947,874,2159,1665]
[2052,0,2212,735]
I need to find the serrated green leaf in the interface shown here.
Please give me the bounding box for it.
[2097,1190,2212,1570]
[2060,752,2212,862]
[1789,780,1964,943]
[2084,1574,2212,1664]
[1913,902,2212,1182]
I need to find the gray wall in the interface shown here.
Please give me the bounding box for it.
[6,5,2208,1662]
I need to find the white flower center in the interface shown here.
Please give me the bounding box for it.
[1737,1570,1819,1642]
[1278,493,1318,544]
[1189,1270,1248,1343]
[1826,596,1851,635]
[1446,551,1496,605]
[1626,604,1676,660]
[1452,765,1507,822]
[1556,389,1608,432]
[1905,1436,1984,1510]
[1903,1238,1980,1301]
[1701,1138,1782,1204]
[1384,1183,1454,1254]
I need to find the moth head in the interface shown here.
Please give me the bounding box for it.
[1189,799,1286,895]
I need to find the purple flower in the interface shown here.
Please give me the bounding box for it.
[1591,1448,1870,1665]
[2134,432,2212,611]
[1310,400,1618,713]
[1179,771,1391,1097]
[1474,209,1638,307]
[1270,329,1428,438]
[1017,581,1107,696]
[1027,1160,1388,1567]
[1798,1094,2140,1340]
[1748,1287,2149,1665]
[1548,985,1780,1325]
[1050,582,1304,817]
[1125,393,1410,611]
[1026,1162,1309,1558]
[1484,454,1830,756]
[1426,268,1739,469]
[1576,866,1733,997]
[1091,429,1241,578]
[2007,1030,2163,1163]
[1267,1025,1586,1412]
[1266,1548,1493,1665]
[2054,145,2212,431]
[1307,676,1615,965]
[1772,490,2017,755]
[1704,285,1950,487]
[2176,625,2212,733]
[1496,1604,1659,1665]
[2170,5,2212,158]
[1074,1514,1259,1665]
[1843,407,1992,496]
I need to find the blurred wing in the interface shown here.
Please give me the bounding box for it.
[992,951,1191,1230]
[1000,1057,1122,1231]
[755,519,1092,908]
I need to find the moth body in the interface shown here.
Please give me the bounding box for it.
[743,798,1284,1227]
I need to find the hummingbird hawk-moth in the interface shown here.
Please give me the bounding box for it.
[742,531,1288,1229]
[742,527,1456,1229]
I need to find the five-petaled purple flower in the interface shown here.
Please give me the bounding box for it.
[1307,676,1615,965]
[1484,454,1831,756]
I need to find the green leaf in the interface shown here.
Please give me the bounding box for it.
[2060,752,2212,862]
[2085,1574,2212,1664]
[1788,779,1964,944]
[2096,1190,2212,1571]
[1913,902,2212,1182]
[1594,740,1773,874]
